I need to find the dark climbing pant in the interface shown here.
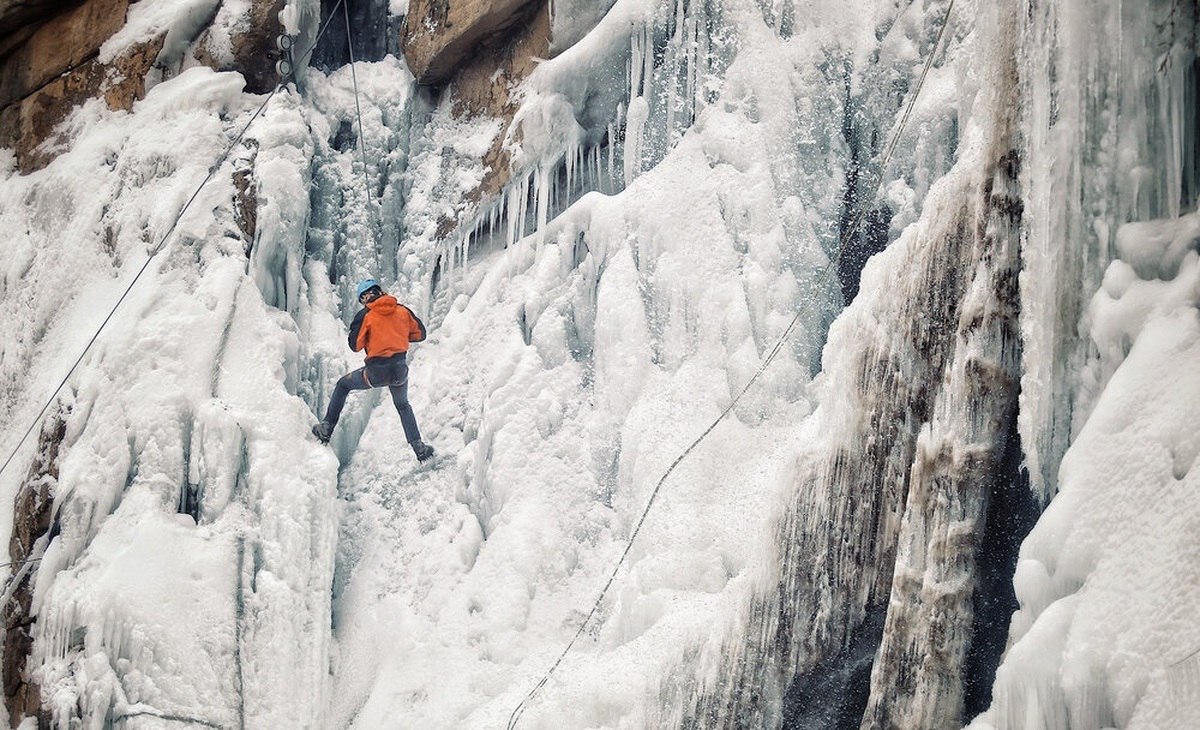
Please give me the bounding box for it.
[323,353,423,444]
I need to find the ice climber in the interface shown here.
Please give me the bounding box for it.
[312,279,436,462]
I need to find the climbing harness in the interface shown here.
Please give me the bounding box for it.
[0,0,348,485]
[505,0,957,726]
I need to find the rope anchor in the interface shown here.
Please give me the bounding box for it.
[275,29,296,78]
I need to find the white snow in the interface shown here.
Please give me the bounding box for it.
[0,63,337,726]
[974,212,1200,728]
[99,0,222,66]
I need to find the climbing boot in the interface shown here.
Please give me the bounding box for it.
[412,441,435,463]
[312,420,334,444]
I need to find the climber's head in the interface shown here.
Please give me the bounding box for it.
[356,279,383,304]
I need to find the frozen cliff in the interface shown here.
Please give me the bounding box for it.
[0,0,1196,727]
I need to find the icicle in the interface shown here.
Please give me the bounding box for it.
[665,0,685,138]
[624,97,650,185]
[630,28,644,102]
[643,22,654,100]
[506,173,532,248]
[461,230,470,285]
[536,165,552,239]
[505,183,518,248]
[578,144,585,196]
[591,144,600,195]
[565,142,576,196]
[608,118,619,188]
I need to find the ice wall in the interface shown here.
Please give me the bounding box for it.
[970,0,1200,725]
[324,0,1006,727]
[0,50,337,730]
[1017,0,1200,502]
[670,5,1031,726]
[1,0,1194,726]
[323,0,868,725]
[971,208,1200,729]
[671,0,1198,725]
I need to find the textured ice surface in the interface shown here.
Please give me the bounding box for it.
[973,215,1200,728]
[1015,0,1200,502]
[0,66,337,726]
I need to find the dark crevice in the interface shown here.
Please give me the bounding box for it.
[310,0,396,72]
[781,602,889,729]
[1182,54,1199,210]
[835,64,895,304]
[3,410,67,728]
[838,203,893,304]
[516,304,531,346]
[961,413,1041,719]
[179,417,201,521]
[331,118,356,152]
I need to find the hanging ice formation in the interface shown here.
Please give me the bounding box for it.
[421,0,742,318]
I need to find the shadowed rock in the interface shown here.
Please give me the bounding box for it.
[402,0,540,85]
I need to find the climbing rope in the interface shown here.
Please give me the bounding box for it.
[1170,644,1200,668]
[0,0,347,486]
[0,557,42,571]
[342,0,377,219]
[505,0,957,726]
[839,0,958,261]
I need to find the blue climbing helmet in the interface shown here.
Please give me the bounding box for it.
[355,278,381,300]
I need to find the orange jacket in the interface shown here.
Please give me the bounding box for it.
[348,295,427,359]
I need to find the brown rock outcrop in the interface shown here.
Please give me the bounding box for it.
[0,0,165,172]
[193,0,288,94]
[0,0,129,110]
[1,32,163,172]
[0,0,76,42]
[403,0,540,85]
[3,412,66,729]
[451,0,548,195]
[403,0,550,238]
[1,0,287,172]
[233,146,260,251]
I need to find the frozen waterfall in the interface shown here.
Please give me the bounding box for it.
[0,0,1196,727]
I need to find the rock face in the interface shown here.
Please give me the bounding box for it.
[0,0,287,172]
[858,151,1025,729]
[444,0,548,214]
[402,0,551,238]
[193,0,288,94]
[0,0,156,172]
[855,28,1032,725]
[402,0,539,85]
[0,0,74,41]
[0,0,128,110]
[3,413,66,729]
